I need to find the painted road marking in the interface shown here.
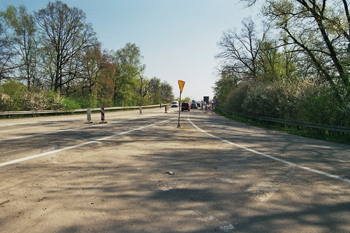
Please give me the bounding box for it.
[0,113,168,142]
[0,117,176,168]
[188,117,350,184]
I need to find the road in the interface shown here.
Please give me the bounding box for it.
[0,107,349,233]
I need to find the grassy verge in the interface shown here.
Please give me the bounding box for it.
[215,109,350,145]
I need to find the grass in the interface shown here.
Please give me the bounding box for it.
[215,109,350,145]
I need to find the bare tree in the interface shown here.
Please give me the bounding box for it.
[216,17,268,81]
[35,0,97,94]
[0,23,13,82]
[0,5,38,89]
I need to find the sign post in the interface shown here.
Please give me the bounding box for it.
[177,80,185,128]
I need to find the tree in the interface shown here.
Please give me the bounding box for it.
[262,0,350,100]
[213,70,240,106]
[160,81,174,103]
[136,74,149,106]
[0,23,13,83]
[96,50,116,107]
[217,17,268,81]
[148,77,161,104]
[0,5,38,90]
[257,39,297,81]
[80,43,103,95]
[112,43,145,106]
[35,0,97,93]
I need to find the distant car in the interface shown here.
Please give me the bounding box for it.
[191,102,197,109]
[171,101,179,107]
[181,102,190,111]
[196,102,201,107]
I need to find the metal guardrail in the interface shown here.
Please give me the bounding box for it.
[216,107,350,134]
[0,104,165,117]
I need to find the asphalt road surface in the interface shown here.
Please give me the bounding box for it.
[0,107,349,233]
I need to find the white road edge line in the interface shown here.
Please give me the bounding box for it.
[0,112,168,142]
[188,117,350,184]
[0,117,176,168]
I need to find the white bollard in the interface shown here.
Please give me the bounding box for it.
[86,108,92,124]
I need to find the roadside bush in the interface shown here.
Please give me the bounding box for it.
[62,97,81,110]
[45,91,64,110]
[75,93,98,108]
[225,79,350,126]
[226,83,249,114]
[299,88,349,126]
[0,93,12,111]
[23,91,47,111]
[0,80,27,111]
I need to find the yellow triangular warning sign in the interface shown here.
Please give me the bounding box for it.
[178,80,185,93]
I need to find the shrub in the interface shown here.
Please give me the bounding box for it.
[45,91,64,110]
[23,91,47,111]
[0,93,13,111]
[62,97,81,110]
[225,79,350,127]
[0,80,27,110]
[226,83,250,114]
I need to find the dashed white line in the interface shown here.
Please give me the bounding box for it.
[188,117,350,184]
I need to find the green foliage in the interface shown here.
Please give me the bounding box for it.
[0,92,12,110]
[0,80,65,111]
[180,97,191,102]
[0,3,174,110]
[299,89,350,126]
[213,71,239,107]
[45,91,63,110]
[61,93,101,110]
[225,80,350,127]
[0,80,26,110]
[216,108,350,145]
[226,83,250,113]
[62,97,81,110]
[76,93,98,108]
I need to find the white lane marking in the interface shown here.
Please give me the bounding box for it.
[188,117,350,184]
[0,109,167,127]
[0,117,176,168]
[0,112,169,142]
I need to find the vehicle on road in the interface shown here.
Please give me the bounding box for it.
[181,102,190,111]
[191,102,197,109]
[171,101,179,107]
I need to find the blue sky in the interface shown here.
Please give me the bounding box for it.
[0,0,260,101]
